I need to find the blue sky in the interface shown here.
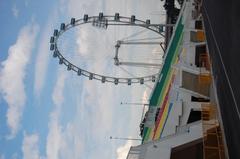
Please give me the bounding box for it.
[0,0,164,159]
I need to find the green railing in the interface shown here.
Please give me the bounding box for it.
[142,15,184,142]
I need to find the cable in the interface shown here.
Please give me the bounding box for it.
[119,66,153,90]
[123,36,163,42]
[121,29,148,41]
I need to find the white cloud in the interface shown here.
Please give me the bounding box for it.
[57,123,84,159]
[34,8,59,96]
[0,22,39,139]
[52,72,66,107]
[12,4,19,18]
[33,27,51,96]
[46,71,84,159]
[22,133,41,159]
[43,0,163,158]
[46,71,66,159]
[116,140,133,159]
[24,0,29,7]
[46,111,63,159]
[66,0,101,17]
[46,115,84,159]
[0,154,5,159]
[11,153,19,159]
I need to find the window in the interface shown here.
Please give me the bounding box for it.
[195,45,207,67]
[191,96,210,102]
[195,20,203,29]
[187,109,201,124]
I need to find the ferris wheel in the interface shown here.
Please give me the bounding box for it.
[49,13,173,85]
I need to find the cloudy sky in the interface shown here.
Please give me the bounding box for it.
[0,0,165,159]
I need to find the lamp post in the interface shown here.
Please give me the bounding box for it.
[109,136,142,141]
[120,102,149,106]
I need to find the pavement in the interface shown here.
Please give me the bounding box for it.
[202,0,240,158]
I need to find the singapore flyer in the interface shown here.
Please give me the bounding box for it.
[50,13,171,85]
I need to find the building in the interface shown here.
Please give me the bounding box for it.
[126,0,228,158]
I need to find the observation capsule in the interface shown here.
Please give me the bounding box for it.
[83,14,88,22]
[77,69,82,76]
[50,44,55,51]
[60,23,65,31]
[114,13,120,21]
[53,50,58,58]
[114,78,119,85]
[101,76,106,83]
[99,12,103,20]
[53,29,58,36]
[59,58,64,65]
[146,19,150,25]
[70,18,75,25]
[131,15,135,23]
[128,79,131,85]
[50,36,54,43]
[67,64,72,71]
[89,73,93,80]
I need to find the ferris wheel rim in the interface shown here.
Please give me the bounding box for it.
[50,13,166,85]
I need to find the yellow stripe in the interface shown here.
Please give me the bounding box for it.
[153,101,171,139]
[157,69,174,107]
[153,68,178,140]
[157,53,178,107]
[144,27,183,142]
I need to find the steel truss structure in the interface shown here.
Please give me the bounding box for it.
[50,13,173,85]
